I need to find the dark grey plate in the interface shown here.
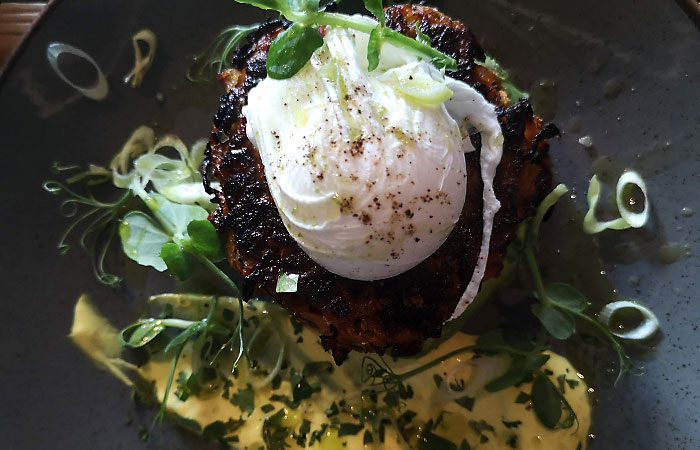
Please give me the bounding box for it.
[1,1,698,449]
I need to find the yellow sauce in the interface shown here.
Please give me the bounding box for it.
[71,295,592,449]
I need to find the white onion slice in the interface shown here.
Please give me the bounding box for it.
[445,79,504,320]
[598,300,659,341]
[123,29,157,88]
[46,42,109,100]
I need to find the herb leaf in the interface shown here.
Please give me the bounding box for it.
[119,319,166,348]
[531,374,562,428]
[544,283,590,312]
[140,191,209,239]
[531,303,576,340]
[119,211,169,271]
[367,26,382,71]
[263,409,289,450]
[267,23,324,79]
[291,371,315,403]
[338,422,364,437]
[231,385,256,415]
[515,391,531,403]
[454,395,475,411]
[187,219,225,262]
[363,0,385,23]
[485,353,549,392]
[160,243,193,280]
[418,420,458,450]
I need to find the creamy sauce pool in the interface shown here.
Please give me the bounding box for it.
[71,296,592,450]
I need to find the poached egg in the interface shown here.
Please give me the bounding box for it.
[245,24,502,306]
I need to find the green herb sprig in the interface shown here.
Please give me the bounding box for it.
[523,185,635,384]
[45,129,257,431]
[234,0,457,78]
[43,174,132,286]
[187,24,260,82]
[120,184,251,373]
[121,297,229,425]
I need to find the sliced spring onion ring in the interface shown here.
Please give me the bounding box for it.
[616,171,650,228]
[598,300,660,341]
[46,42,109,100]
[123,29,157,88]
[583,171,650,234]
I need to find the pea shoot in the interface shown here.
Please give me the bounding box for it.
[234,0,457,78]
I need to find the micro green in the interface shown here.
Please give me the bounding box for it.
[47,128,265,433]
[523,184,637,384]
[234,0,457,78]
[43,178,132,285]
[187,24,260,82]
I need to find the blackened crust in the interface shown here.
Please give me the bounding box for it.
[203,4,556,363]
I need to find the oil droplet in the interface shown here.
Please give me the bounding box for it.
[591,156,615,183]
[578,135,594,149]
[681,207,694,217]
[588,56,608,75]
[658,243,686,265]
[530,80,559,122]
[603,77,625,99]
[566,116,584,133]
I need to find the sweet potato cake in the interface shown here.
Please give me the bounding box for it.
[202,4,558,363]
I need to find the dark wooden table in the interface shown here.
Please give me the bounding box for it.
[0,2,48,69]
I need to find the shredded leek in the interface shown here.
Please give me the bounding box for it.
[583,171,650,234]
[110,127,217,210]
[124,29,158,88]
